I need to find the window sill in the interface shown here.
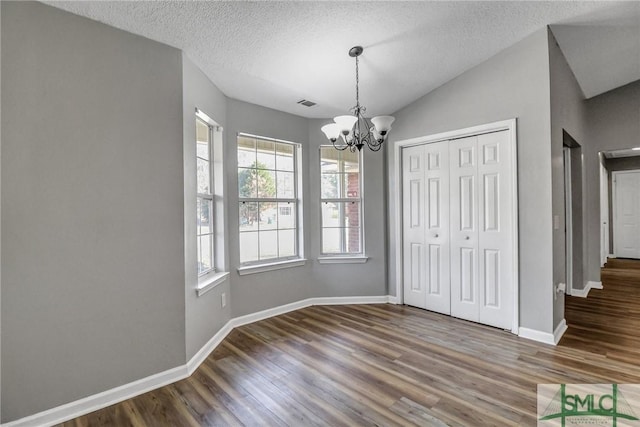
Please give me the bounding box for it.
[237,258,307,276]
[317,256,369,264]
[196,272,229,297]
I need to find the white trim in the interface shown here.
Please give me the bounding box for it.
[2,366,189,427]
[570,286,590,298]
[317,256,368,264]
[387,295,400,304]
[518,327,555,345]
[589,280,603,290]
[196,271,229,297]
[237,258,306,276]
[195,108,221,130]
[518,319,566,345]
[4,295,392,427]
[230,295,391,329]
[392,119,519,334]
[564,147,573,295]
[599,154,610,267]
[553,319,568,344]
[570,281,603,298]
[186,322,233,376]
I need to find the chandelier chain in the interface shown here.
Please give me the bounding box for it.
[355,55,360,108]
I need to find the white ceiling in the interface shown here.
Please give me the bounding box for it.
[43,1,640,119]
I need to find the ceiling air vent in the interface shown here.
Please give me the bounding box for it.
[297,99,317,107]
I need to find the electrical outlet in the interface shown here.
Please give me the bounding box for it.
[221,292,227,308]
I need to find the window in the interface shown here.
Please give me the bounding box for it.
[197,117,214,275]
[320,147,362,254]
[238,134,299,264]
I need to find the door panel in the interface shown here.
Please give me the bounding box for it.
[484,249,500,307]
[614,171,640,259]
[460,247,475,302]
[477,131,513,329]
[450,136,479,322]
[410,243,423,291]
[424,141,450,314]
[403,145,426,308]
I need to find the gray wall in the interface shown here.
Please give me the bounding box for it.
[225,101,389,318]
[1,2,185,422]
[548,28,588,329]
[387,29,555,333]
[0,2,392,418]
[182,55,231,360]
[225,99,311,317]
[585,79,640,282]
[307,120,387,299]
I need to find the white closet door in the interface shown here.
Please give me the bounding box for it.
[402,128,515,331]
[614,171,640,259]
[403,145,427,308]
[450,136,480,322]
[424,142,451,315]
[477,131,513,329]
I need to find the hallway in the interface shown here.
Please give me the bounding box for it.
[561,258,640,364]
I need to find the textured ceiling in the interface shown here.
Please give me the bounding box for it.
[43,1,640,119]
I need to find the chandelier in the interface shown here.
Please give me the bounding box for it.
[321,46,395,152]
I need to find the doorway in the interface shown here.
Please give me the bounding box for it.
[600,148,640,260]
[613,170,640,259]
[563,131,583,295]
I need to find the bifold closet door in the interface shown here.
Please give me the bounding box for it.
[449,131,513,329]
[402,141,451,314]
[449,136,480,322]
[402,145,426,308]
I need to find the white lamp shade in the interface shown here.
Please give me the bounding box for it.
[371,116,395,133]
[370,126,383,142]
[334,115,358,135]
[321,123,341,141]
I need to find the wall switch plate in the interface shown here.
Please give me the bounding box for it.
[221,292,226,308]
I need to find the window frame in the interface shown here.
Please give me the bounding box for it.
[237,133,303,267]
[319,146,365,256]
[196,116,215,278]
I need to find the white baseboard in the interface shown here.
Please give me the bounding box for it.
[2,365,189,427]
[570,281,603,298]
[518,319,567,346]
[588,281,603,290]
[3,295,393,427]
[518,327,555,345]
[570,287,590,298]
[553,319,568,344]
[387,295,400,304]
[186,322,233,376]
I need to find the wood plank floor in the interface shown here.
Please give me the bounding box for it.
[60,264,640,426]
